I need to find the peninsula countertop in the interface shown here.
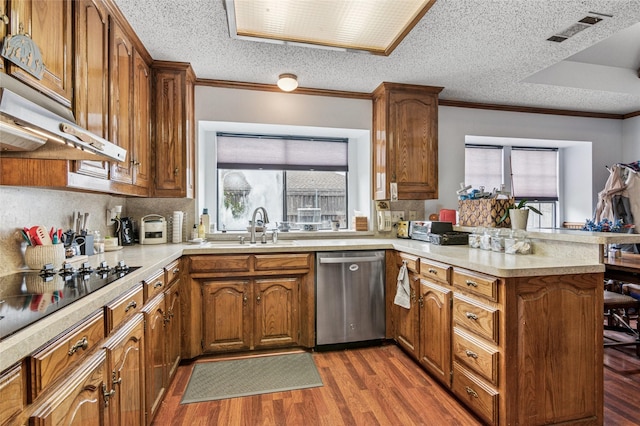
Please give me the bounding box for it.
[0,234,608,372]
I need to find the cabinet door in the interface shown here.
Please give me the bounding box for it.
[254,277,300,349]
[7,0,73,106]
[395,273,420,358]
[165,280,181,382]
[389,89,438,200]
[103,314,145,426]
[0,363,24,425]
[28,350,111,425]
[152,64,195,198]
[132,49,151,189]
[73,0,110,179]
[142,293,166,425]
[419,279,452,387]
[109,17,134,185]
[202,280,252,353]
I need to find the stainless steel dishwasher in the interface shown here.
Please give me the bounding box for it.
[316,250,385,347]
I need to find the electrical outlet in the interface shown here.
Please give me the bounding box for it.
[409,210,417,220]
[391,211,404,223]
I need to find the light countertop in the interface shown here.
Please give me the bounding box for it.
[0,234,610,372]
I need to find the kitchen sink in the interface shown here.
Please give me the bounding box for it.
[200,240,296,248]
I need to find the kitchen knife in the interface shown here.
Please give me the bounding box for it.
[72,211,79,233]
[83,213,90,233]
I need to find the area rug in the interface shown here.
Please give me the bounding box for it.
[181,352,323,404]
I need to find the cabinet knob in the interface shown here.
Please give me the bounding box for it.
[131,159,141,166]
[256,294,261,304]
[112,371,122,386]
[174,167,179,175]
[243,295,248,305]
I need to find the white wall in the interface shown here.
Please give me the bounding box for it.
[193,86,630,227]
[622,115,640,161]
[436,106,624,222]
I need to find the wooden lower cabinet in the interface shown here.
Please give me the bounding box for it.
[142,292,166,425]
[102,314,146,426]
[165,279,181,381]
[393,253,420,358]
[28,350,111,425]
[418,279,452,386]
[0,364,24,426]
[202,277,300,353]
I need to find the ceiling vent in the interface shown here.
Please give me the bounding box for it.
[547,13,608,43]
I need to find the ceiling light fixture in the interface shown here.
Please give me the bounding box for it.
[277,74,298,92]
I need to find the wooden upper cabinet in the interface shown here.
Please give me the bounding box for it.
[152,62,195,198]
[73,0,110,179]
[7,0,73,107]
[132,49,151,189]
[372,82,443,200]
[109,17,134,185]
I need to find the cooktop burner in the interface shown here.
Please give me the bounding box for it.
[0,260,140,341]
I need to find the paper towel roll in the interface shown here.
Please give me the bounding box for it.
[172,211,183,243]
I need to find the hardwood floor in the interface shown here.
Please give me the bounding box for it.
[153,343,640,426]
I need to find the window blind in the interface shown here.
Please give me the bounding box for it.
[464,145,503,191]
[511,147,558,200]
[217,133,348,171]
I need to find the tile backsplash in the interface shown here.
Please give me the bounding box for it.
[0,186,195,276]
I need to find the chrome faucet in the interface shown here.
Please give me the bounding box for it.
[250,207,270,244]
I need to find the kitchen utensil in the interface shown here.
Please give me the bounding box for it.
[83,212,90,232]
[20,229,32,245]
[35,226,52,245]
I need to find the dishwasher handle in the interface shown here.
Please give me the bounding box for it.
[319,256,382,264]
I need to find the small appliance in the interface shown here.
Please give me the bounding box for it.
[113,216,135,246]
[140,214,167,244]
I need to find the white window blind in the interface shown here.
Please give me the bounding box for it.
[464,145,503,191]
[511,147,558,200]
[217,133,348,171]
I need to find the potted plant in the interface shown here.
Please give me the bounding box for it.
[498,199,542,229]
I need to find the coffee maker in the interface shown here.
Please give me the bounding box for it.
[113,216,135,246]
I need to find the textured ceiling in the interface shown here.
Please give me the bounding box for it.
[113,0,640,115]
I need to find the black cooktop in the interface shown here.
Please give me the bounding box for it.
[0,261,140,341]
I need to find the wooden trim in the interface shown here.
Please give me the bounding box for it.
[624,110,640,119]
[438,99,625,120]
[194,78,372,100]
[382,0,438,56]
[103,0,153,64]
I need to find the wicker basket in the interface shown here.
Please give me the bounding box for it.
[24,244,65,270]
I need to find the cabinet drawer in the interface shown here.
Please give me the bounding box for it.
[104,283,144,333]
[452,269,499,302]
[0,363,24,425]
[254,253,311,271]
[420,258,450,285]
[452,362,498,426]
[398,252,420,274]
[27,310,104,401]
[165,259,181,284]
[453,327,499,386]
[144,269,166,301]
[189,255,251,273]
[453,294,499,344]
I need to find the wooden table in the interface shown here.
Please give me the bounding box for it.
[605,252,640,285]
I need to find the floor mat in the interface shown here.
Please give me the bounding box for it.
[181,352,323,404]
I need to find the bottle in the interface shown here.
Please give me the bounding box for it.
[191,224,198,240]
[201,208,211,235]
[198,218,205,239]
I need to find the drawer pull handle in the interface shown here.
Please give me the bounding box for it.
[173,268,180,274]
[428,268,438,275]
[112,371,122,386]
[124,300,137,312]
[153,281,163,289]
[68,336,88,356]
[103,384,116,406]
[465,280,478,288]
[465,350,478,359]
[465,312,478,320]
[465,386,479,398]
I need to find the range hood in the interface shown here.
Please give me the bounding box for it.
[0,76,126,162]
